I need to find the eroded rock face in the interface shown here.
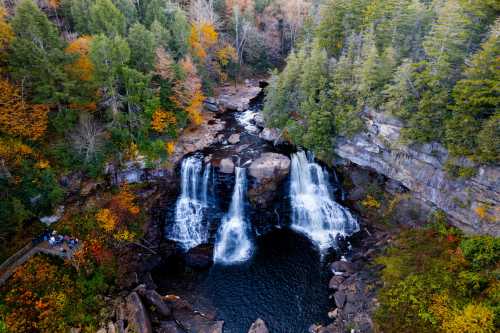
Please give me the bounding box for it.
[248,153,290,208]
[334,108,499,236]
[248,318,269,333]
[125,292,152,333]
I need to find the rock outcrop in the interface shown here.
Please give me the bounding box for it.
[126,292,152,333]
[249,153,290,181]
[248,153,290,208]
[248,318,269,333]
[334,108,499,236]
[219,158,235,174]
[217,83,262,112]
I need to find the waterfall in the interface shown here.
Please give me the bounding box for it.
[290,151,359,252]
[214,167,254,264]
[168,156,210,250]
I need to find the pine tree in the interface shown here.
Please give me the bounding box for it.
[316,0,368,57]
[89,0,126,37]
[113,0,138,28]
[445,18,500,162]
[67,0,94,34]
[9,0,73,104]
[90,34,130,117]
[127,23,155,73]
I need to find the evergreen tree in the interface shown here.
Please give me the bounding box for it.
[9,0,73,104]
[89,0,126,37]
[127,23,155,73]
[67,0,94,34]
[445,18,500,162]
[90,34,130,117]
[316,0,368,57]
[113,0,138,28]
[150,19,171,51]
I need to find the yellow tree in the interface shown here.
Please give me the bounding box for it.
[65,36,94,82]
[0,78,49,140]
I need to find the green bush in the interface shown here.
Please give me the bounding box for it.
[460,236,500,270]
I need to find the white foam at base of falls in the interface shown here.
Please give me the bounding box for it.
[214,167,254,264]
[290,151,359,252]
[168,156,211,250]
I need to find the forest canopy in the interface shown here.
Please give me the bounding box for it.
[263,0,500,163]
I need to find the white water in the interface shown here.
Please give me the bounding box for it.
[214,167,254,264]
[236,109,260,134]
[290,151,359,252]
[168,156,211,250]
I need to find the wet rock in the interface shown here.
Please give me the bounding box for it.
[139,289,171,318]
[177,313,223,333]
[249,153,290,181]
[334,291,346,309]
[328,308,338,319]
[126,292,152,333]
[329,276,345,290]
[259,128,281,143]
[219,158,235,174]
[330,261,355,275]
[184,243,214,269]
[228,133,241,145]
[158,321,183,333]
[253,113,265,128]
[204,98,219,112]
[248,318,269,333]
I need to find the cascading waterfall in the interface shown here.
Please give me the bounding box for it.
[214,167,254,264]
[168,156,211,250]
[290,151,359,252]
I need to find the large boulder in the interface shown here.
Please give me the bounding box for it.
[228,133,241,145]
[138,289,171,317]
[248,318,269,333]
[184,243,214,269]
[125,292,152,333]
[249,153,290,181]
[248,153,290,208]
[219,158,235,174]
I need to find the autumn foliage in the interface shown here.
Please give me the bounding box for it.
[65,36,94,81]
[189,22,218,60]
[151,108,177,133]
[0,78,49,140]
[96,184,140,242]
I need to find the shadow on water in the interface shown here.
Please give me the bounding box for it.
[154,227,332,333]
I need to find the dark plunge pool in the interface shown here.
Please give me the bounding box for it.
[154,228,333,333]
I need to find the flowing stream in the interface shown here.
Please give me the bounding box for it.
[214,167,254,264]
[290,151,359,252]
[167,156,211,250]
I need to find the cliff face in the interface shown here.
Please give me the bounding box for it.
[334,109,499,236]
